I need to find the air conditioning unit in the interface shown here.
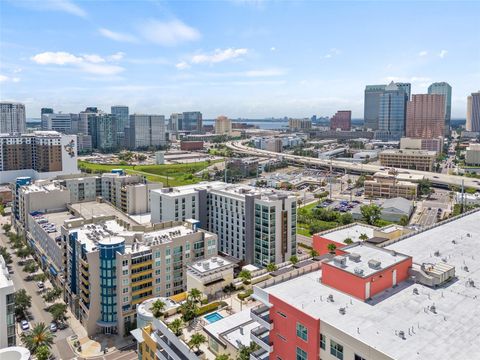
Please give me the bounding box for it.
[333,256,347,267]
[349,253,361,262]
[368,259,381,269]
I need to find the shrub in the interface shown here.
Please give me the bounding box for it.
[237,289,253,301]
[196,302,221,316]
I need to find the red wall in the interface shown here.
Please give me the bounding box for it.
[180,141,204,151]
[269,294,320,360]
[322,257,412,300]
[312,235,346,256]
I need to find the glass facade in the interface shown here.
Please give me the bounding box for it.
[6,293,15,346]
[254,204,276,266]
[378,83,408,141]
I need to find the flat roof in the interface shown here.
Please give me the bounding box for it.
[263,211,480,359]
[36,211,73,241]
[187,256,233,275]
[69,201,139,227]
[318,223,376,243]
[204,310,257,350]
[381,149,436,156]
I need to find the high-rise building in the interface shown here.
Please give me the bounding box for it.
[376,82,408,141]
[87,112,117,151]
[0,255,15,348]
[41,108,54,116]
[330,110,352,131]
[0,131,79,184]
[151,182,297,266]
[215,115,232,135]
[467,91,480,132]
[406,94,445,139]
[182,111,202,132]
[128,114,166,149]
[0,102,26,133]
[41,112,79,134]
[428,82,452,135]
[364,85,386,130]
[111,105,129,147]
[396,82,411,100]
[288,118,312,131]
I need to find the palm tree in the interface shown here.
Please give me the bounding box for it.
[151,299,166,318]
[343,238,353,244]
[20,322,55,353]
[188,333,206,353]
[359,233,369,242]
[309,249,319,258]
[327,243,337,254]
[266,263,277,272]
[188,288,202,303]
[168,318,184,336]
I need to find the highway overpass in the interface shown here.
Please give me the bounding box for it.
[226,141,480,191]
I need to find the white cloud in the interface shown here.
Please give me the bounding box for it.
[108,52,125,61]
[419,50,428,57]
[439,50,448,58]
[175,61,191,70]
[0,74,20,83]
[321,48,341,59]
[99,28,138,43]
[31,51,124,75]
[270,46,276,51]
[16,0,87,18]
[138,19,200,46]
[191,48,248,64]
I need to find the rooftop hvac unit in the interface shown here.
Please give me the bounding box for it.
[413,288,419,295]
[398,330,405,340]
[368,259,381,269]
[217,259,224,265]
[203,262,210,270]
[354,267,364,276]
[211,257,217,262]
[327,294,334,302]
[333,256,347,267]
[349,253,361,262]
[434,250,440,257]
[339,307,346,315]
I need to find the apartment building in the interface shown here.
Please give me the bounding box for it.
[364,171,418,199]
[215,115,232,135]
[379,149,436,171]
[249,210,478,360]
[465,143,480,166]
[288,118,312,131]
[151,182,297,266]
[0,131,79,184]
[400,136,444,154]
[330,111,351,131]
[0,255,16,348]
[0,101,26,134]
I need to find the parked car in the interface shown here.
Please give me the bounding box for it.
[21,320,29,331]
[36,281,44,289]
[49,323,58,332]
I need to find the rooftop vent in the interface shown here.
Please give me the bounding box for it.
[413,288,419,295]
[354,267,364,276]
[430,305,437,314]
[464,266,469,272]
[203,262,210,270]
[434,250,440,257]
[327,294,334,302]
[398,330,406,340]
[339,307,346,315]
[368,259,381,269]
[333,256,347,267]
[349,253,361,262]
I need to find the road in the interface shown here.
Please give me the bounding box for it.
[226,140,480,190]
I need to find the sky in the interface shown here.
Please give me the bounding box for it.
[0,0,479,119]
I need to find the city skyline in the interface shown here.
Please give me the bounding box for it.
[0,0,479,118]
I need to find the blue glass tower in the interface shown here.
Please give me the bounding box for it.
[377,82,408,141]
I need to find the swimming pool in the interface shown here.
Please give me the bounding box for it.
[204,312,224,323]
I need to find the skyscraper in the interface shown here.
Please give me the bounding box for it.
[181,111,202,132]
[468,91,480,132]
[376,82,408,141]
[41,107,54,116]
[428,82,452,135]
[128,114,166,149]
[330,110,351,131]
[111,105,129,147]
[215,115,232,135]
[0,102,26,133]
[41,112,79,134]
[406,94,445,139]
[364,85,386,130]
[396,82,411,100]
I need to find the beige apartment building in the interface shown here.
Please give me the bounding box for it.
[364,172,418,200]
[379,149,436,171]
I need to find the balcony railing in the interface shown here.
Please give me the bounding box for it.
[251,325,272,353]
[251,305,273,330]
[250,348,269,360]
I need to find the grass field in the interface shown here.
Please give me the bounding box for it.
[78,160,222,187]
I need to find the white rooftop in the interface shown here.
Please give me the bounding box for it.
[263,211,480,360]
[188,256,233,275]
[319,223,376,243]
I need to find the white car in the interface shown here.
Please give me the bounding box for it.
[36,281,44,289]
[21,320,29,331]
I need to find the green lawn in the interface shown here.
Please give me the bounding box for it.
[78,160,221,187]
[300,200,321,212]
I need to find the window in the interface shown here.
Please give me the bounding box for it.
[354,355,366,360]
[320,333,326,350]
[330,340,344,360]
[276,311,287,318]
[296,347,307,360]
[296,322,308,341]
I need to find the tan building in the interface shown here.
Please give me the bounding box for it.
[215,115,232,135]
[406,94,445,139]
[400,136,444,154]
[379,149,436,171]
[465,143,480,166]
[288,118,312,131]
[364,172,418,199]
[186,256,235,299]
[265,138,283,153]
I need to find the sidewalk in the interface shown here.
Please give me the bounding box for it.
[68,334,135,358]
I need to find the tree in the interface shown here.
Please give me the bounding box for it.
[23,261,38,273]
[327,243,337,254]
[43,287,62,303]
[16,246,33,260]
[289,255,299,265]
[2,223,11,233]
[151,299,166,318]
[238,270,252,284]
[399,215,410,226]
[168,318,184,336]
[360,204,382,225]
[266,263,277,272]
[180,299,198,322]
[309,249,319,257]
[48,303,68,323]
[466,187,477,195]
[215,355,232,360]
[33,273,48,283]
[356,175,366,188]
[15,289,32,316]
[343,238,353,244]
[237,342,260,360]
[188,333,206,353]
[188,288,202,303]
[419,179,432,196]
[359,233,369,242]
[20,322,55,353]
[0,246,12,264]
[340,212,353,225]
[35,345,51,360]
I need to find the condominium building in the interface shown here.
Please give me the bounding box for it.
[248,210,479,360]
[330,111,351,131]
[364,171,418,199]
[111,105,129,146]
[0,101,26,134]
[406,94,445,139]
[215,115,232,135]
[364,85,386,130]
[465,143,480,166]
[428,82,452,135]
[0,131,79,184]
[376,82,408,141]
[151,183,297,266]
[127,114,166,149]
[379,149,436,171]
[400,136,444,154]
[265,138,283,153]
[169,112,203,133]
[0,255,16,348]
[466,91,480,132]
[88,112,117,152]
[288,118,312,131]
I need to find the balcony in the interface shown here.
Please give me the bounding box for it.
[250,348,270,360]
[250,305,273,330]
[251,325,272,353]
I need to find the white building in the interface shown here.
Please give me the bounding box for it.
[41,112,78,134]
[465,144,480,166]
[186,256,235,298]
[0,255,16,348]
[0,101,26,133]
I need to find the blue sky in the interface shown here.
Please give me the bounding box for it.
[0,0,478,119]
